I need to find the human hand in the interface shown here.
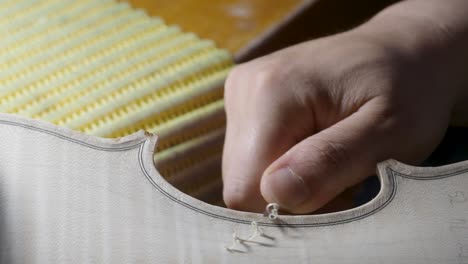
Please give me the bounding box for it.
[222,20,461,213]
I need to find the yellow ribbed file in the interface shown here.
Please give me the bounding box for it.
[0,0,233,205]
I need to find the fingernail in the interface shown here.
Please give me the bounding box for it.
[265,167,310,210]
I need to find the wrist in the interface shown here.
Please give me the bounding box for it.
[353,4,468,124]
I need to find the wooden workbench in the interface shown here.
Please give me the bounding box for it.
[126,0,398,62]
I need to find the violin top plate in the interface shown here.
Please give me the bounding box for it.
[0,113,467,264]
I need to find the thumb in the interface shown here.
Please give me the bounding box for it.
[260,100,396,214]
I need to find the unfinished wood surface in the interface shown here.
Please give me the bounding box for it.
[1,113,467,263]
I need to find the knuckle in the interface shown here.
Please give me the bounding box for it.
[313,139,350,168]
[223,66,244,112]
[252,63,284,94]
[224,63,257,109]
[225,65,244,90]
[224,67,242,98]
[293,138,350,174]
[224,60,286,112]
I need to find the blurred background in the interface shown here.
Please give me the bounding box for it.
[126,0,400,62]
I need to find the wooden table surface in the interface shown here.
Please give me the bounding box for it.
[126,0,305,55]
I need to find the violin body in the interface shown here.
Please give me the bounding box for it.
[0,113,467,264]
